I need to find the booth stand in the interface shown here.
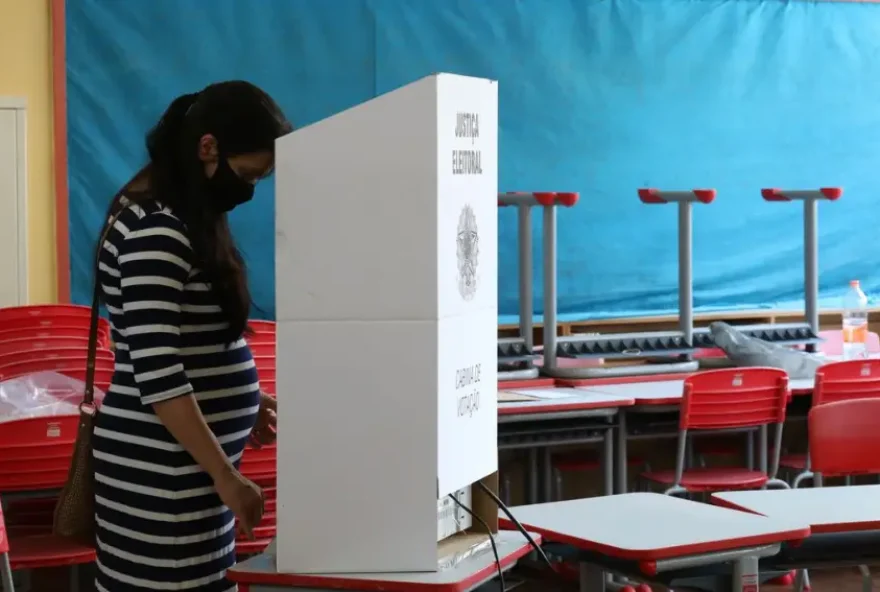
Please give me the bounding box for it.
[273,73,502,575]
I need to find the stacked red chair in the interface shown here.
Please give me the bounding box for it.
[0,304,113,583]
[236,319,278,555]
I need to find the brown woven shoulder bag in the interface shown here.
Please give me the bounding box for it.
[53,211,123,543]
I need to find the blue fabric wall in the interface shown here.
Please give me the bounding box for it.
[67,0,880,323]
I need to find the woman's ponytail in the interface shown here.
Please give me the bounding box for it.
[145,92,200,165]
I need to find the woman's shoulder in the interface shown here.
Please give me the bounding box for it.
[108,196,191,248]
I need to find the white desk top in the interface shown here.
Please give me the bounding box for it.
[577,380,685,405]
[499,388,633,415]
[713,485,880,534]
[228,530,538,592]
[501,493,808,561]
[789,377,814,392]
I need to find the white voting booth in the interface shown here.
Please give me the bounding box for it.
[274,73,500,574]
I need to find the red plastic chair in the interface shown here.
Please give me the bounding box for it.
[810,398,880,478]
[254,356,275,372]
[247,320,276,336]
[782,359,880,487]
[248,342,275,357]
[0,313,104,333]
[0,393,82,492]
[0,496,95,579]
[0,304,92,323]
[7,533,95,577]
[0,325,110,347]
[639,368,789,495]
[261,380,276,395]
[792,398,880,591]
[0,306,111,344]
[0,357,114,381]
[0,347,114,367]
[0,338,91,357]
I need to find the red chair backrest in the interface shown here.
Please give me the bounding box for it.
[0,314,108,333]
[0,347,113,367]
[261,379,276,395]
[253,355,275,372]
[0,326,97,343]
[0,304,92,322]
[0,337,91,357]
[813,359,880,406]
[809,398,880,475]
[0,357,115,381]
[249,342,275,357]
[680,367,788,430]
[248,320,276,336]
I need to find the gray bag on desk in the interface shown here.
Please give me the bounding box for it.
[709,321,824,379]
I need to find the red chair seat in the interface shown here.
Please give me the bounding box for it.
[640,467,769,492]
[8,534,95,569]
[553,453,645,472]
[779,453,808,471]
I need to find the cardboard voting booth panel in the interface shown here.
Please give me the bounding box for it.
[274,73,499,574]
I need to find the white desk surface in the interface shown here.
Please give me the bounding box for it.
[789,377,814,392]
[499,388,633,415]
[501,493,809,561]
[228,530,538,592]
[577,380,685,405]
[713,485,880,534]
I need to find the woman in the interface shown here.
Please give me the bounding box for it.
[91,81,292,592]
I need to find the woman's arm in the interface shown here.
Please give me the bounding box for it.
[117,211,234,484]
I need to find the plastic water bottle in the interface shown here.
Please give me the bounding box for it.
[842,280,869,360]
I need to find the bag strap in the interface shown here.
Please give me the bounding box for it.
[84,208,125,407]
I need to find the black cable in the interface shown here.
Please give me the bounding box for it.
[448,494,505,592]
[476,481,556,572]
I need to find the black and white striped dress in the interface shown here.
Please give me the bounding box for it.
[92,198,260,592]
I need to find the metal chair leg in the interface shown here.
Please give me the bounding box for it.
[794,568,807,592]
[792,471,814,489]
[859,564,871,592]
[0,553,14,592]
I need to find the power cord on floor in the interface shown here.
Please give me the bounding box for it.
[476,481,556,573]
[448,493,505,592]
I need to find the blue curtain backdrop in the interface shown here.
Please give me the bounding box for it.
[67,0,880,323]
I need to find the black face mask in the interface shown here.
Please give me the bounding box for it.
[206,157,255,213]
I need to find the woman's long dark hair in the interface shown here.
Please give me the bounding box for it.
[101,81,292,342]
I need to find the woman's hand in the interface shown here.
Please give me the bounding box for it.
[215,468,264,540]
[250,392,277,447]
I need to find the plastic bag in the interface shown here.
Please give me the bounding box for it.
[0,371,105,423]
[709,322,824,379]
